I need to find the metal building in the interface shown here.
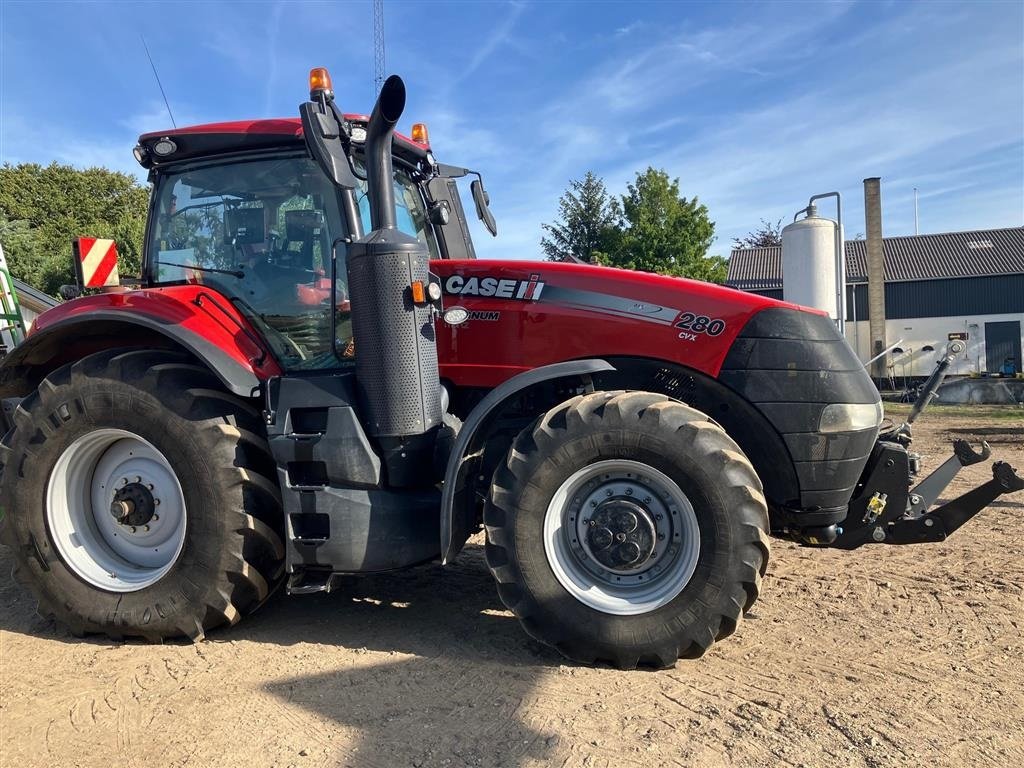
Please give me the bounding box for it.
[12,278,58,332]
[727,227,1024,378]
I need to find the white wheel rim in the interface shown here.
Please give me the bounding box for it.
[543,459,701,616]
[46,429,187,592]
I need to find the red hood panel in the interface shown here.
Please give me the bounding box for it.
[433,260,813,388]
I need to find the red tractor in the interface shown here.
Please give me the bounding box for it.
[1,70,1020,668]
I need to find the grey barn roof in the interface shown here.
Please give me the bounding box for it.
[726,226,1024,291]
[13,279,59,312]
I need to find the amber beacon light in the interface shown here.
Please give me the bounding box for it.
[411,123,429,145]
[309,67,333,94]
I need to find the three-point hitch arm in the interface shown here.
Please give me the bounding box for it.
[832,340,1023,549]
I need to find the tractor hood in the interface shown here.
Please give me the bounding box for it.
[433,257,881,518]
[432,258,814,387]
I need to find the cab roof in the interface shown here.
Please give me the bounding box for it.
[136,116,429,170]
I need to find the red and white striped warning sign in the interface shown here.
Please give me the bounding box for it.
[75,237,120,288]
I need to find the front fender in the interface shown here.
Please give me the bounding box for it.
[0,287,280,399]
[440,358,615,563]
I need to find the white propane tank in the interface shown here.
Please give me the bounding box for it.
[781,204,844,324]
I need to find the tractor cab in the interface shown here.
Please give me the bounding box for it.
[133,69,493,370]
[143,150,432,368]
[134,70,493,372]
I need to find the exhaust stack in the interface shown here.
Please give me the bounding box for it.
[346,75,441,482]
[364,77,402,232]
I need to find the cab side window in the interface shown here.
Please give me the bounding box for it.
[354,166,439,259]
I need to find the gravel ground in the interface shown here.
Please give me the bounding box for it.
[2,407,1022,768]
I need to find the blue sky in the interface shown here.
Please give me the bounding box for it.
[2,0,1022,260]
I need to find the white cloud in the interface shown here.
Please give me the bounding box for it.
[615,21,641,38]
[459,2,526,83]
[462,2,1022,261]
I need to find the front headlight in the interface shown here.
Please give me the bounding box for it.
[818,401,884,433]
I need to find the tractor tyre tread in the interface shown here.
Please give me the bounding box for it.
[0,348,283,642]
[484,390,769,669]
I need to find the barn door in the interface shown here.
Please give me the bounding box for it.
[985,320,1022,374]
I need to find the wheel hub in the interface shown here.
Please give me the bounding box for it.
[46,429,187,592]
[544,459,702,616]
[585,499,656,571]
[570,473,677,583]
[110,482,157,527]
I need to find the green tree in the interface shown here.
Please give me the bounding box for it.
[0,163,150,295]
[541,172,619,263]
[597,167,724,282]
[733,218,783,249]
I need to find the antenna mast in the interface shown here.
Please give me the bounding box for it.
[141,35,176,128]
[373,0,385,96]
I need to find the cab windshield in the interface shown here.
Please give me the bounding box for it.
[147,153,436,370]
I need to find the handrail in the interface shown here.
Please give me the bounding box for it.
[0,243,26,350]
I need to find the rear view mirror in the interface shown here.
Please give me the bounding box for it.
[299,100,359,190]
[471,179,497,237]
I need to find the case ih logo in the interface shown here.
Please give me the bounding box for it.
[444,273,545,301]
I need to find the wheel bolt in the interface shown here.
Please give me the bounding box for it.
[121,478,128,486]
[135,476,142,483]
[656,514,663,521]
[605,489,613,497]
[153,514,159,521]
[143,525,150,532]
[154,499,161,507]
[590,501,597,508]
[147,484,154,491]
[589,520,596,527]
[130,526,137,533]
[644,497,652,504]
[658,533,665,541]
[625,488,633,496]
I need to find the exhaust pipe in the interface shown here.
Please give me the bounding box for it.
[364,75,403,231]
[346,75,441,485]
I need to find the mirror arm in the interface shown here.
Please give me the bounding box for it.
[435,163,471,179]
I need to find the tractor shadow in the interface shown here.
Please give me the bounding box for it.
[0,541,572,767]
[238,542,569,767]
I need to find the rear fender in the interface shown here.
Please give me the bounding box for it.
[440,359,615,563]
[0,289,280,399]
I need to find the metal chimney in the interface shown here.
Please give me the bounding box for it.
[863,177,887,381]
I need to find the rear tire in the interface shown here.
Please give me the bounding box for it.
[0,348,284,641]
[484,391,769,669]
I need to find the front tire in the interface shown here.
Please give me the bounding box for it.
[484,391,769,669]
[0,349,284,641]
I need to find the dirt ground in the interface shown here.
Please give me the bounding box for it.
[2,406,1022,768]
